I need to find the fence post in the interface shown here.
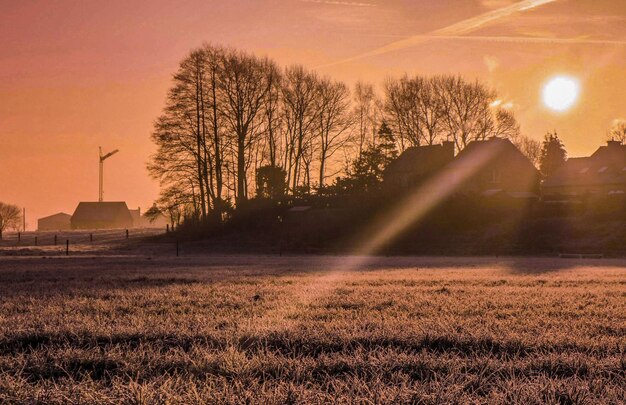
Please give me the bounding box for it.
[166,224,169,233]
[176,240,179,257]
[34,236,37,246]
[278,215,283,257]
[66,240,69,256]
[17,232,21,242]
[126,229,129,239]
[54,234,57,245]
[90,233,93,242]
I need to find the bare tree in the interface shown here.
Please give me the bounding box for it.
[438,75,497,151]
[384,76,447,150]
[352,82,380,155]
[262,62,284,168]
[491,108,521,139]
[416,76,445,145]
[218,50,271,204]
[384,77,421,151]
[608,120,626,143]
[149,49,211,220]
[205,45,227,217]
[511,134,542,168]
[281,65,319,193]
[0,202,21,240]
[315,77,352,189]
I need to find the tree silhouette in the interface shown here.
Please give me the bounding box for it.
[607,120,626,143]
[256,165,287,199]
[0,202,21,240]
[539,131,567,178]
[377,121,398,161]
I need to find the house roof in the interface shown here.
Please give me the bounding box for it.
[543,143,626,188]
[71,202,132,223]
[38,212,71,221]
[447,137,539,176]
[385,143,454,177]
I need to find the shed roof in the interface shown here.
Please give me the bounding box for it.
[72,202,132,223]
[38,212,71,221]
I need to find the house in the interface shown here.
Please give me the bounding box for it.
[37,212,71,231]
[543,141,626,201]
[384,141,455,188]
[442,137,540,201]
[71,202,134,230]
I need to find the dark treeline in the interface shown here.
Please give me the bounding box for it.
[148,44,539,225]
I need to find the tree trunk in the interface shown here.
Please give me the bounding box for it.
[195,63,207,221]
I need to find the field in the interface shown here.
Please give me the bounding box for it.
[0,235,625,403]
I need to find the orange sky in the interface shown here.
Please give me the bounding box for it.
[1,0,625,228]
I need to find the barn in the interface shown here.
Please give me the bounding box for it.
[38,213,71,231]
[71,202,134,230]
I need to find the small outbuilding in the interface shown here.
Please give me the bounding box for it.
[71,202,134,230]
[38,212,71,231]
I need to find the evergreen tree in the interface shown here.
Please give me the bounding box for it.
[332,122,399,194]
[377,120,398,162]
[539,131,567,178]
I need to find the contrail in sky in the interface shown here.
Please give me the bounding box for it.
[320,0,559,67]
[365,34,626,46]
[300,0,375,6]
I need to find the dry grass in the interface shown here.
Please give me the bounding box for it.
[0,255,624,404]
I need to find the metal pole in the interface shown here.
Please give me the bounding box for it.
[99,147,102,202]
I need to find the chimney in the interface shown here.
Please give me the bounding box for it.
[441,141,455,158]
[607,140,621,148]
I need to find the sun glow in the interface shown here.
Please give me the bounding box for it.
[542,76,580,112]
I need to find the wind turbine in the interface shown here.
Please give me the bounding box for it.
[99,146,119,202]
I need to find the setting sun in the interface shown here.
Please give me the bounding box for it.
[542,76,580,112]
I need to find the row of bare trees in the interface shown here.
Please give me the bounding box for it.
[383,75,521,151]
[148,44,535,223]
[149,45,357,222]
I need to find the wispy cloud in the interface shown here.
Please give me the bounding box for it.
[299,0,375,6]
[394,34,626,46]
[320,0,559,67]
[480,0,517,10]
